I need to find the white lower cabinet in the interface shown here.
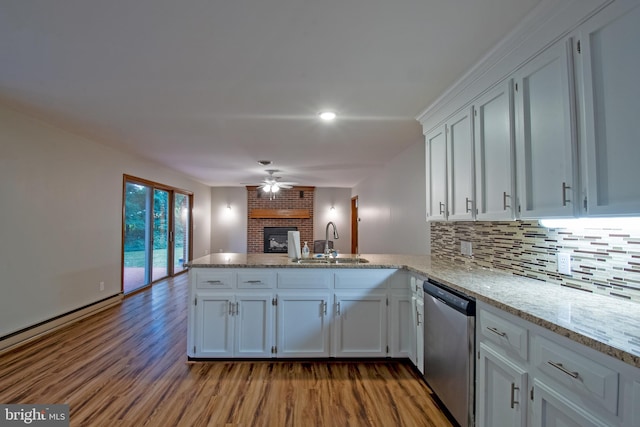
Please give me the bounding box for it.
[189,268,406,360]
[276,293,331,358]
[477,302,639,427]
[193,292,274,358]
[532,379,609,427]
[477,342,528,427]
[388,272,413,360]
[333,292,387,357]
[413,297,424,374]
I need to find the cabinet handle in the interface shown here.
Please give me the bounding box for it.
[503,192,511,210]
[562,182,571,206]
[510,383,519,409]
[465,197,474,213]
[323,301,327,315]
[228,301,234,315]
[547,360,579,379]
[416,308,422,326]
[206,280,223,284]
[244,280,262,284]
[486,326,507,338]
[336,301,341,316]
[235,302,239,315]
[439,202,445,215]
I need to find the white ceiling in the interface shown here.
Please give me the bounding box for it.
[0,0,540,187]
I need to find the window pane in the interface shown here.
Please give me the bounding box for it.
[174,193,190,273]
[123,182,151,293]
[152,189,170,282]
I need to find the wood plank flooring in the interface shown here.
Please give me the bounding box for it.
[0,274,453,427]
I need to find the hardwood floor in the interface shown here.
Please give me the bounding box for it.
[0,274,453,427]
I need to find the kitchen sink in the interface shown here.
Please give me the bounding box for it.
[295,257,369,264]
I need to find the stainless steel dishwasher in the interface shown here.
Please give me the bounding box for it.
[423,279,475,427]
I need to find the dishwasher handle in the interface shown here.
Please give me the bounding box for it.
[423,279,475,316]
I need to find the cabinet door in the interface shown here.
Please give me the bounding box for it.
[389,293,412,359]
[235,294,274,358]
[447,107,475,220]
[514,39,578,218]
[477,343,528,427]
[425,125,448,220]
[577,0,640,216]
[276,293,330,358]
[333,293,387,357]
[415,298,424,375]
[193,294,234,358]
[532,380,610,427]
[474,81,516,220]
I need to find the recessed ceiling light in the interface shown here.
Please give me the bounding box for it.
[318,111,337,122]
[257,160,272,166]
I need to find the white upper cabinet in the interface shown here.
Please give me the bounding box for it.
[447,107,476,221]
[474,81,516,220]
[514,39,578,219]
[425,125,448,220]
[576,0,640,216]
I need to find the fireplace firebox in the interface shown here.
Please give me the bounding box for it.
[263,227,298,253]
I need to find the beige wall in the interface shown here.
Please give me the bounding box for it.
[352,137,429,255]
[0,103,211,338]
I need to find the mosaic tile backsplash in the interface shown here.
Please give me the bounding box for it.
[431,220,640,302]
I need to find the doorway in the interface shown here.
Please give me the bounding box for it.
[351,196,359,254]
[122,175,193,294]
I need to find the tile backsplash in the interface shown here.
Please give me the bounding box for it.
[431,220,640,302]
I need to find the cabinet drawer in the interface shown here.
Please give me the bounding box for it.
[237,270,276,289]
[533,336,619,415]
[334,269,395,289]
[195,270,235,289]
[479,308,528,361]
[277,270,331,289]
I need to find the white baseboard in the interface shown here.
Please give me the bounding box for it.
[0,294,123,355]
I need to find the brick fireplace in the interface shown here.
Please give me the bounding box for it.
[246,186,314,253]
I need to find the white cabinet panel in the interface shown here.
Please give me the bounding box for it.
[447,107,475,221]
[194,294,234,357]
[235,294,274,357]
[474,81,516,220]
[477,343,528,427]
[277,293,330,357]
[425,125,448,220]
[532,380,610,427]
[414,297,424,375]
[514,39,578,218]
[577,0,640,216]
[333,293,387,357]
[389,293,412,359]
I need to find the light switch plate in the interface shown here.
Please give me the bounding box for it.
[557,252,571,275]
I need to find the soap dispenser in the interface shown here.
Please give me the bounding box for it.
[302,242,310,258]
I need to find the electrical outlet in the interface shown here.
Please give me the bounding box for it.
[99,281,105,291]
[557,252,572,275]
[460,241,473,256]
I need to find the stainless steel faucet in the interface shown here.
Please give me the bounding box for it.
[325,221,339,255]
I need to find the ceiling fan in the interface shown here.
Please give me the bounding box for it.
[258,170,296,199]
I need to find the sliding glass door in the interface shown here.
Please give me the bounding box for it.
[122,176,193,294]
[173,192,190,274]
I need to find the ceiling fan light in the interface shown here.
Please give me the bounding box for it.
[272,184,280,192]
[262,185,271,193]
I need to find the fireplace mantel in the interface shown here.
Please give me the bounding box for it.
[249,209,310,219]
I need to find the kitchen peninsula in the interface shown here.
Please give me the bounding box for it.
[189,252,640,426]
[188,252,640,367]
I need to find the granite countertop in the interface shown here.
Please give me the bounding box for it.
[189,253,640,369]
